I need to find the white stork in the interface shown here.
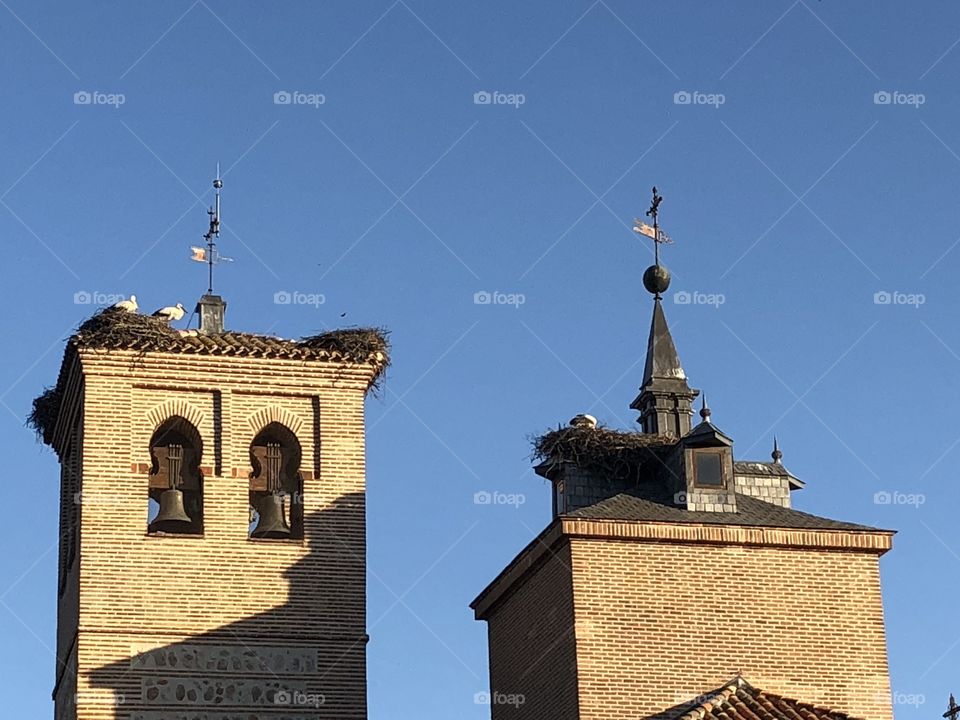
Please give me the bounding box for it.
[152,303,186,322]
[113,295,138,313]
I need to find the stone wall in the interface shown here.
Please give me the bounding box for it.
[734,472,791,508]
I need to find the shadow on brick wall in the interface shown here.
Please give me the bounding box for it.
[79,492,367,720]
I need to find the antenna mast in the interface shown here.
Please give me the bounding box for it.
[204,165,222,294]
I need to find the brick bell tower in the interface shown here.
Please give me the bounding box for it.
[34,188,388,720]
[471,191,895,720]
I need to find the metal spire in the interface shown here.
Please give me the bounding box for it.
[647,186,664,266]
[699,394,711,423]
[772,436,783,464]
[204,166,222,294]
[944,694,959,720]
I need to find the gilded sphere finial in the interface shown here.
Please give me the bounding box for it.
[642,264,671,296]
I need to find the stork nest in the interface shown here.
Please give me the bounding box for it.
[74,307,180,349]
[299,327,390,368]
[27,386,63,444]
[532,425,676,481]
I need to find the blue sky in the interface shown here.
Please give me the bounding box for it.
[1,1,959,717]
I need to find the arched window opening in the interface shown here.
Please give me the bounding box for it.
[147,416,203,535]
[249,422,303,540]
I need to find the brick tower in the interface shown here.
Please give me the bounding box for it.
[34,298,387,720]
[471,198,895,720]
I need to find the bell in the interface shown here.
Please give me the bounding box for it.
[251,493,291,539]
[149,489,193,533]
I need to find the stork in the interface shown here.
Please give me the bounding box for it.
[152,303,186,322]
[113,295,138,313]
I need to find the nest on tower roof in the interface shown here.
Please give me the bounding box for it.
[74,307,180,348]
[532,425,675,481]
[298,328,390,367]
[27,308,391,446]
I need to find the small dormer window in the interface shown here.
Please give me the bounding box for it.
[692,449,725,487]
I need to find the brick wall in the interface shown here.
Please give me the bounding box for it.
[483,540,579,720]
[569,536,892,720]
[53,349,375,720]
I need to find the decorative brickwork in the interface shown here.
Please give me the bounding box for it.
[48,347,376,720]
[474,517,894,720]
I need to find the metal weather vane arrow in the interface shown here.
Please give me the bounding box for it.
[633,186,674,267]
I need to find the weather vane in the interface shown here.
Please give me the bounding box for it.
[634,186,674,300]
[633,185,673,267]
[190,164,232,294]
[944,695,959,720]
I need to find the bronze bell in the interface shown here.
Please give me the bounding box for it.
[149,489,193,533]
[251,492,291,539]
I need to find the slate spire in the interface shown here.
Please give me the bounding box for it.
[631,297,699,436]
[630,187,698,436]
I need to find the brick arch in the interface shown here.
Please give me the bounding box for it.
[246,406,304,437]
[145,399,206,438]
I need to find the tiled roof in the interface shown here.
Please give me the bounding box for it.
[30,310,389,447]
[734,461,793,477]
[669,676,860,720]
[566,492,883,532]
[734,460,805,489]
[69,310,389,366]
